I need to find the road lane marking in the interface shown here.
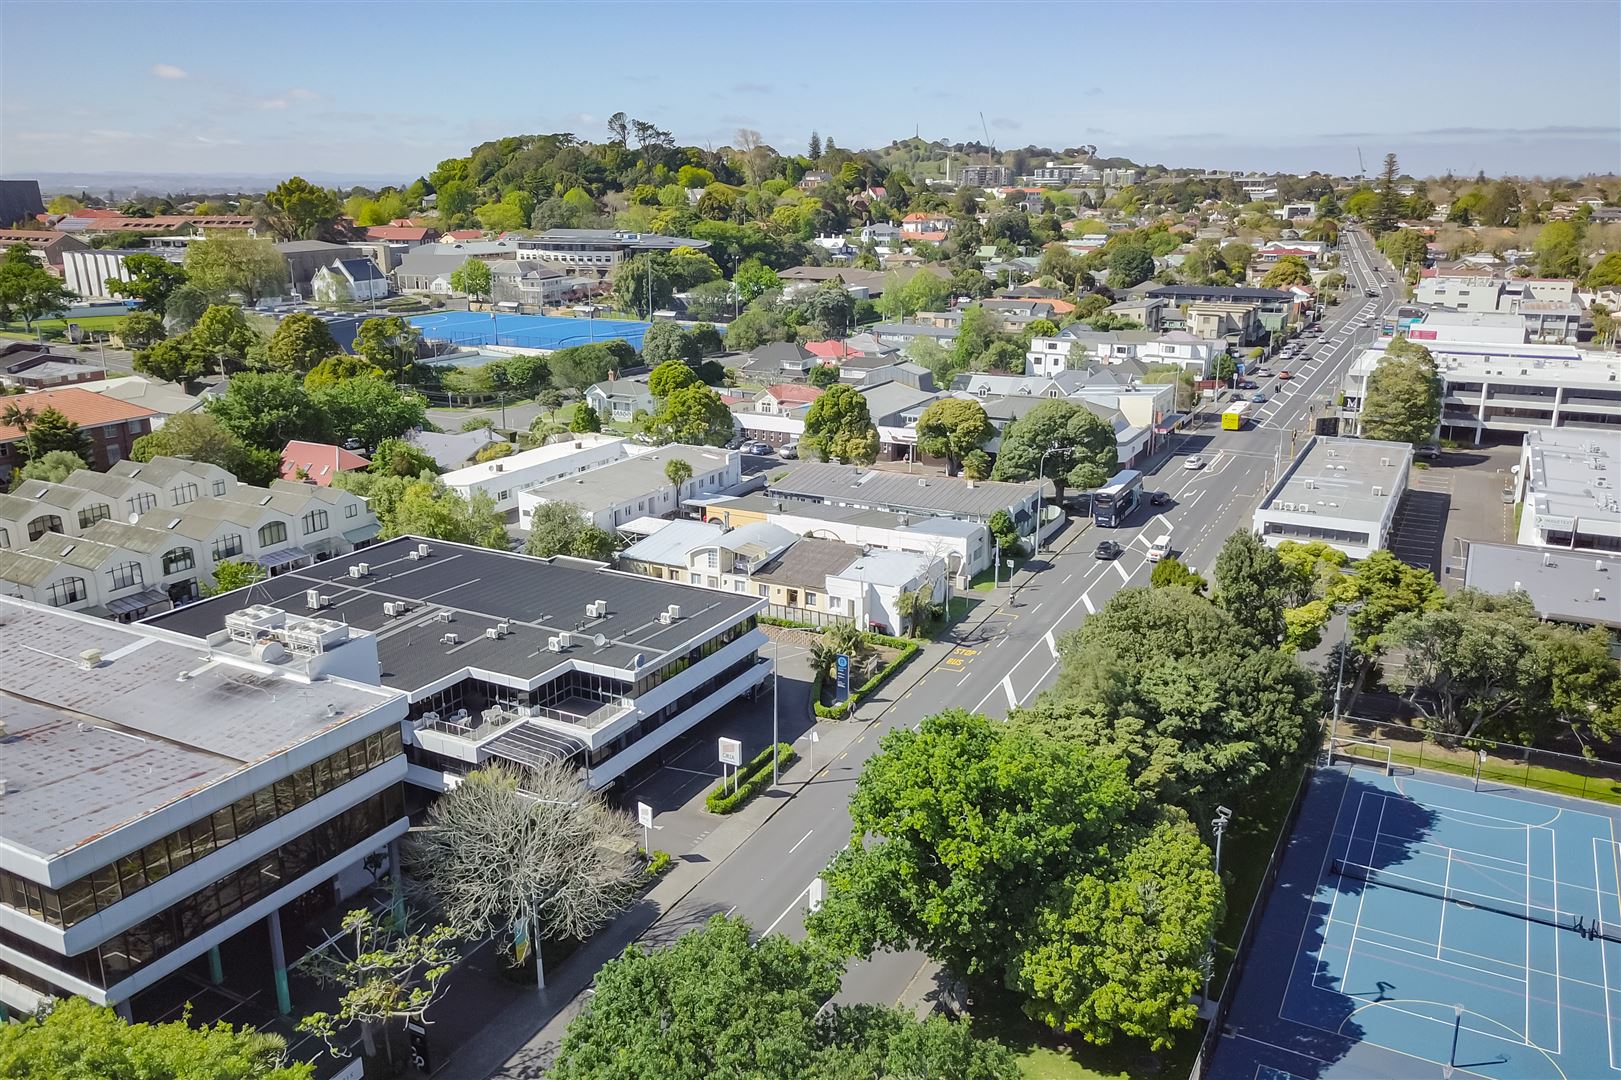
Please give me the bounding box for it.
[1045,630,1057,658]
[1019,660,1058,705]
[788,829,814,854]
[1029,601,1044,615]
[1113,561,1130,583]
[957,668,975,686]
[1082,592,1095,614]
[763,881,814,936]
[1002,675,1017,707]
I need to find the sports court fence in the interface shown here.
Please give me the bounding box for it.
[1188,755,1316,1080]
[1333,716,1621,806]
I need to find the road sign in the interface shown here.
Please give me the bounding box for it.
[718,737,742,766]
[809,877,825,913]
[637,802,653,828]
[834,653,851,701]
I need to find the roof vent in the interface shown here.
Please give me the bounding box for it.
[1371,485,1383,496]
[440,632,459,646]
[1598,560,1609,572]
[1513,580,1522,591]
[436,610,453,623]
[78,648,102,670]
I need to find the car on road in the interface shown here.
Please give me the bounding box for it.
[1251,392,1268,403]
[1237,379,1259,390]
[1093,540,1123,560]
[1183,455,1206,470]
[1278,370,1292,380]
[1150,490,1168,506]
[743,440,773,456]
[1365,288,1379,297]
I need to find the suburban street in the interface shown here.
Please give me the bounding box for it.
[481,230,1404,1077]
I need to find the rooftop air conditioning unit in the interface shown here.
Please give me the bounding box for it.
[1372,485,1383,496]
[417,543,432,557]
[78,649,102,670]
[496,621,511,635]
[436,610,453,622]
[668,604,680,618]
[558,631,572,648]
[659,612,672,625]
[440,633,459,646]
[485,626,504,640]
[547,636,561,651]
[307,589,323,609]
[1596,588,1606,600]
[357,563,370,575]
[348,565,363,578]
[407,550,422,560]
[1379,457,1390,467]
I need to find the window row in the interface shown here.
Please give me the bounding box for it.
[0,728,403,930]
[0,784,406,991]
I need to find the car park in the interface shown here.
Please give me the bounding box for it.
[1093,540,1123,560]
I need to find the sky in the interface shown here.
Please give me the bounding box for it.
[3,0,1618,186]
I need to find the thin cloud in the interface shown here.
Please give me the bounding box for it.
[991,117,1022,131]
[732,82,773,95]
[151,63,187,80]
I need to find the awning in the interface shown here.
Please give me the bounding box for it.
[258,546,311,570]
[105,586,172,616]
[343,523,382,544]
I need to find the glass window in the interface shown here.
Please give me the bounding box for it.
[258,521,288,547]
[212,479,227,496]
[346,502,358,518]
[162,547,195,575]
[0,526,8,548]
[127,491,157,516]
[77,503,112,529]
[48,576,87,607]
[107,562,143,591]
[302,508,329,535]
[27,514,63,542]
[171,482,198,505]
[212,533,243,560]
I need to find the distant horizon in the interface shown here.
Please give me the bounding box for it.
[3,0,1617,180]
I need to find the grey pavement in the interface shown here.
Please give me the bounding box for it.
[427,229,1403,1080]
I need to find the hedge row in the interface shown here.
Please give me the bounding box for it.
[812,634,921,720]
[760,615,818,630]
[705,742,797,814]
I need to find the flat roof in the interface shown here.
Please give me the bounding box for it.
[1521,429,1621,536]
[440,433,624,487]
[525,445,736,513]
[1463,543,1621,630]
[1420,310,1524,328]
[1259,436,1412,521]
[145,537,759,694]
[769,462,1037,519]
[0,598,398,859]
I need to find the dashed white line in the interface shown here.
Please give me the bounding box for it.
[788,829,814,854]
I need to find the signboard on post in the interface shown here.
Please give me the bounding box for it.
[637,801,654,828]
[718,738,742,766]
[834,654,851,702]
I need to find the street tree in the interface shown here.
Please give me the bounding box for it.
[183,233,287,302]
[13,449,88,485]
[734,258,782,302]
[131,412,259,477]
[642,322,698,367]
[1361,335,1440,446]
[647,357,700,397]
[117,310,166,350]
[266,312,338,373]
[295,907,460,1063]
[806,710,1222,1048]
[204,558,268,595]
[1343,548,1446,654]
[1149,556,1207,593]
[205,372,325,450]
[404,762,641,978]
[310,378,427,451]
[1370,153,1402,235]
[449,258,493,303]
[106,252,187,311]
[262,176,342,241]
[524,500,616,560]
[163,282,210,331]
[23,407,89,461]
[190,304,261,376]
[1213,530,1294,646]
[303,353,385,389]
[664,456,693,510]
[647,384,735,446]
[548,342,621,390]
[388,482,507,548]
[0,245,76,329]
[612,253,675,316]
[0,996,309,1080]
[990,398,1118,503]
[1260,255,1313,288]
[914,397,994,476]
[801,383,879,464]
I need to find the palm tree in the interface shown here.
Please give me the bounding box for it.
[1,401,36,434]
[663,457,693,518]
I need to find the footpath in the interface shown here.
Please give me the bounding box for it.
[431,521,1090,1080]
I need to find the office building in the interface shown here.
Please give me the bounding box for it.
[1463,543,1621,658]
[1253,436,1413,558]
[1513,429,1621,552]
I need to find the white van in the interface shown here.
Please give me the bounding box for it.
[1146,533,1172,563]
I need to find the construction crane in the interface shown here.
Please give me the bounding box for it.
[980,111,993,165]
[1356,146,1366,179]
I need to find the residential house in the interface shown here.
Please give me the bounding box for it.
[0,387,158,481]
[275,241,356,299]
[754,384,823,415]
[405,428,505,471]
[517,445,742,532]
[280,441,370,487]
[744,342,817,382]
[312,257,390,304]
[360,225,438,249]
[0,347,103,390]
[0,229,89,272]
[767,462,1042,539]
[441,432,627,515]
[1185,301,1264,345]
[511,229,710,279]
[584,377,657,423]
[1104,297,1166,331]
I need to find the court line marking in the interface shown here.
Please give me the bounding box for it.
[1602,832,1619,1071]
[1281,771,1362,1023]
[1438,848,1453,960]
[1551,825,1563,1056]
[1327,923,1529,986]
[1340,999,1567,1079]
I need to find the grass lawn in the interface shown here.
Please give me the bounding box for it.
[967,989,1189,1080]
[1,315,127,339]
[970,556,1027,591]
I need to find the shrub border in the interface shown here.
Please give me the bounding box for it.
[705,742,796,814]
[811,633,920,720]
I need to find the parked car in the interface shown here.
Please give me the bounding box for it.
[780,442,799,459]
[1150,490,1168,506]
[1237,380,1259,390]
[1093,540,1123,560]
[744,441,773,456]
[1183,455,1207,470]
[1417,444,1442,461]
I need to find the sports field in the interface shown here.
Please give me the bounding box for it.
[407,310,651,351]
[1206,761,1621,1080]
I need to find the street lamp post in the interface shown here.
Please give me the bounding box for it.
[1328,601,1366,753]
[1202,806,1234,1008]
[771,632,781,786]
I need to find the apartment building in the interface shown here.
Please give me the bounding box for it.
[517,445,742,532]
[149,537,772,791]
[1253,436,1413,558]
[1513,429,1621,552]
[440,432,627,515]
[0,457,378,616]
[0,596,408,1020]
[957,165,1014,187]
[1033,328,1218,377]
[0,387,158,481]
[767,462,1041,537]
[1413,275,1582,343]
[513,229,710,278]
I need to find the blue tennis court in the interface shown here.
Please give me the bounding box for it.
[407,310,652,351]
[1207,762,1621,1080]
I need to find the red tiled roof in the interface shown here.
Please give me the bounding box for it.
[0,387,158,442]
[364,225,435,241]
[279,440,370,486]
[803,340,849,359]
[902,212,941,223]
[442,229,483,241]
[0,229,74,246]
[762,383,824,404]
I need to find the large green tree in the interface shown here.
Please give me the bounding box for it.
[107,252,187,311]
[524,500,615,560]
[387,480,507,547]
[1260,255,1313,289]
[1361,335,1440,446]
[266,312,339,373]
[0,244,77,329]
[205,372,325,450]
[801,383,879,464]
[915,397,994,476]
[23,407,90,461]
[643,324,700,368]
[311,378,427,452]
[1369,152,1402,235]
[807,710,1222,1049]
[1213,530,1294,646]
[647,385,734,446]
[0,997,309,1080]
[184,233,288,302]
[449,257,493,302]
[117,309,166,350]
[131,411,269,480]
[990,398,1118,502]
[1106,243,1155,289]
[190,303,262,376]
[262,176,342,241]
[353,316,422,379]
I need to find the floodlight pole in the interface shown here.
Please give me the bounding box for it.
[1329,601,1365,753]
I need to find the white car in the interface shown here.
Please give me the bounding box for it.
[1183,455,1207,471]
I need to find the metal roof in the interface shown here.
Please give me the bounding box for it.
[768,463,1038,520]
[1463,543,1621,630]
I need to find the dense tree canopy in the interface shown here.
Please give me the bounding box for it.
[990,399,1118,501]
[915,398,994,476]
[801,384,879,464]
[1361,336,1440,446]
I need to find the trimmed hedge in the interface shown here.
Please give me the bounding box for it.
[812,634,921,720]
[705,742,797,814]
[760,615,818,630]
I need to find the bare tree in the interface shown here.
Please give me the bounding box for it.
[403,761,642,986]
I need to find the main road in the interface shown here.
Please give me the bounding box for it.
[489,230,1405,1075]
